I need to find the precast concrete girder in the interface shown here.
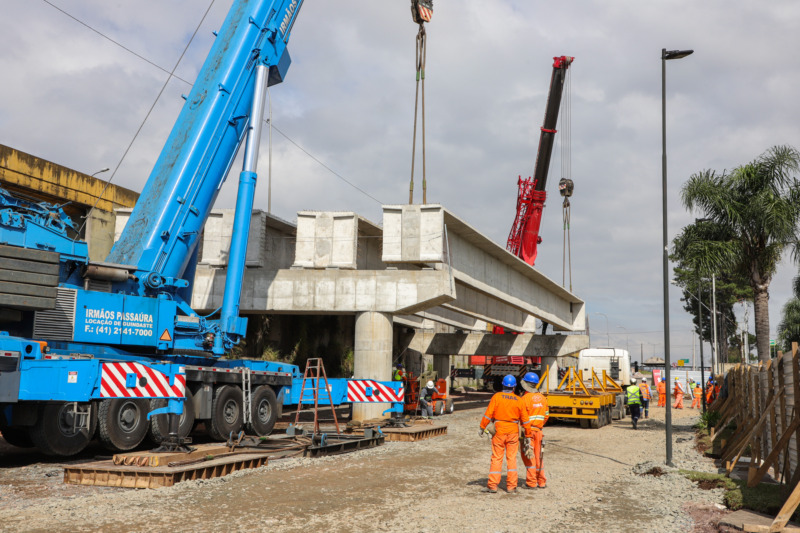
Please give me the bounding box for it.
[405,331,589,358]
[191,267,456,314]
[382,205,585,332]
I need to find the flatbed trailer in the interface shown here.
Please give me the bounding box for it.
[534,367,624,428]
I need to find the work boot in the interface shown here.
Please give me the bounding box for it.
[538,484,547,489]
[508,488,519,494]
[481,487,497,494]
[522,484,537,490]
[632,419,637,430]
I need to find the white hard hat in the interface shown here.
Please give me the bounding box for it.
[426,380,434,388]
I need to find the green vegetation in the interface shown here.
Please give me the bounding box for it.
[681,470,800,521]
[696,409,722,432]
[674,145,800,362]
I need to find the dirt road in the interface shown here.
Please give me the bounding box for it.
[0,402,724,533]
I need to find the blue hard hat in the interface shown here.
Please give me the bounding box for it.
[396,363,403,368]
[522,372,539,385]
[502,375,516,388]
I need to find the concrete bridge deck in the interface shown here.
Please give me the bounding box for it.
[116,205,589,419]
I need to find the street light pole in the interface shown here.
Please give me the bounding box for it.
[661,47,693,468]
[698,284,706,415]
[593,312,609,346]
[617,325,629,352]
[712,273,718,375]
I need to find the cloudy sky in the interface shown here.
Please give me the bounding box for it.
[2,0,800,363]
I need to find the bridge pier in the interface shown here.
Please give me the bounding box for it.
[352,311,393,421]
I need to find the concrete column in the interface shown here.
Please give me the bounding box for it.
[433,354,451,396]
[542,356,559,390]
[352,311,393,421]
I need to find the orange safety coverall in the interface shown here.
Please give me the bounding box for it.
[656,380,666,407]
[672,381,684,409]
[480,391,531,491]
[520,391,549,488]
[706,384,714,404]
[691,385,702,408]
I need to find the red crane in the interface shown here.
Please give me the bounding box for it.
[506,55,574,266]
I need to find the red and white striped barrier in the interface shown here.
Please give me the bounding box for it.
[347,380,404,403]
[100,362,185,399]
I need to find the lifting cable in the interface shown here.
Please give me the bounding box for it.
[559,65,574,292]
[409,1,432,204]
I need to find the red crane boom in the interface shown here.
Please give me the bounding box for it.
[506,55,573,265]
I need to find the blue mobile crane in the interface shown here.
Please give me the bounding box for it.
[0,0,401,457]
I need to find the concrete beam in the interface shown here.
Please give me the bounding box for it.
[192,267,456,314]
[405,332,589,358]
[381,205,585,332]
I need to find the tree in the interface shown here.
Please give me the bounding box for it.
[680,145,800,362]
[671,221,752,365]
[777,274,800,352]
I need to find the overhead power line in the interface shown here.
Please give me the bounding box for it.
[40,0,382,206]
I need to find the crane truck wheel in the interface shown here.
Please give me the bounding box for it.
[146,389,196,445]
[98,398,150,452]
[29,402,96,456]
[434,400,445,416]
[208,385,244,441]
[247,386,278,436]
[446,398,454,414]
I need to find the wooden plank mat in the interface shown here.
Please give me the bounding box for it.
[64,452,269,489]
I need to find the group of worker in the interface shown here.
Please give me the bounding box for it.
[653,375,719,409]
[479,373,549,494]
[394,363,440,418]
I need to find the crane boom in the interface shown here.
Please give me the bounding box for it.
[109,0,301,295]
[506,55,573,266]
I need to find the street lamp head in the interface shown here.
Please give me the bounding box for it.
[91,168,110,178]
[664,49,694,60]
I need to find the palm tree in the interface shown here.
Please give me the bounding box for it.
[681,145,800,362]
[778,274,800,352]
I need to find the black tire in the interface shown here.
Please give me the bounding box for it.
[29,402,96,456]
[445,398,454,414]
[247,386,279,436]
[208,385,243,441]
[98,398,150,452]
[589,413,600,429]
[579,418,589,429]
[147,389,196,445]
[0,425,33,448]
[434,400,445,416]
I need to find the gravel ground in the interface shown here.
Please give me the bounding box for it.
[0,402,727,533]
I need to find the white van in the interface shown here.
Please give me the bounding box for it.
[576,348,631,386]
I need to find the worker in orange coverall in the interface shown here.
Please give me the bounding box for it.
[519,372,549,489]
[479,374,531,494]
[656,377,666,407]
[672,377,684,409]
[690,381,701,409]
[706,378,715,404]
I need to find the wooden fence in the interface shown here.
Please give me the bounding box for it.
[710,342,800,532]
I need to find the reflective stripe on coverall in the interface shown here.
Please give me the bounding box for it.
[520,391,549,488]
[480,391,531,491]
